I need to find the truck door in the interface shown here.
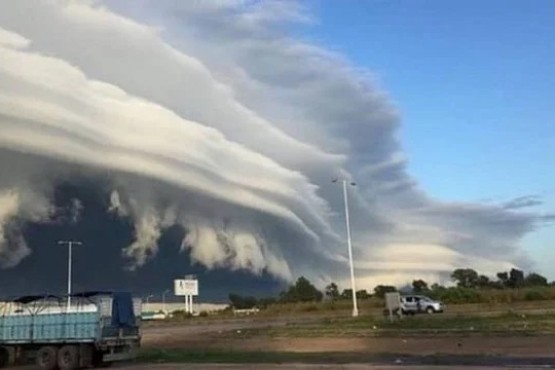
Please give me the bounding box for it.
[404,296,416,312]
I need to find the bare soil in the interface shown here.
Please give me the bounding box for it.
[115,365,513,370]
[141,319,555,357]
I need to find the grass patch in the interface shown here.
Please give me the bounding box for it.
[242,312,555,337]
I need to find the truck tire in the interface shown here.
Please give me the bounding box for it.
[36,346,58,370]
[426,306,435,314]
[58,345,79,370]
[0,347,9,368]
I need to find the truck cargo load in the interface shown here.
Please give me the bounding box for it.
[0,291,141,369]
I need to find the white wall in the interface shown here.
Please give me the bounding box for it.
[142,302,228,314]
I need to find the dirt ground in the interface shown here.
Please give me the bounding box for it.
[114,365,521,370]
[142,320,555,357]
[14,364,528,370]
[12,320,555,369]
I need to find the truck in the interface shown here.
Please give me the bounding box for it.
[400,294,444,315]
[0,291,141,369]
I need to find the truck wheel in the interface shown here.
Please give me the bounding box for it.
[0,347,9,368]
[36,346,58,370]
[58,345,79,370]
[426,306,435,314]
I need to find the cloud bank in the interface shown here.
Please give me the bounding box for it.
[0,0,549,289]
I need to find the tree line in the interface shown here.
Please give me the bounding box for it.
[228,268,553,309]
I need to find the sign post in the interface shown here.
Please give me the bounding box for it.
[174,275,198,314]
[385,292,401,322]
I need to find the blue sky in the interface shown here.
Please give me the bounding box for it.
[301,0,555,275]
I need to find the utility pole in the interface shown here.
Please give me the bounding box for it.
[58,240,82,311]
[162,289,170,313]
[332,178,359,317]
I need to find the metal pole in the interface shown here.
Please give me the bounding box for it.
[342,180,359,317]
[58,240,82,311]
[68,242,72,310]
[162,290,168,313]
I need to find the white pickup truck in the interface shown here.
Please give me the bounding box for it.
[400,295,444,315]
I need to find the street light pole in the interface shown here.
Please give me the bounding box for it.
[58,240,82,311]
[162,290,170,313]
[333,178,359,317]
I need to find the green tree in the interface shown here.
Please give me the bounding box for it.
[280,277,323,303]
[508,268,525,288]
[228,294,257,309]
[524,273,548,287]
[451,268,479,288]
[341,289,353,300]
[356,290,370,299]
[325,283,340,300]
[430,283,444,291]
[373,285,397,298]
[497,272,509,287]
[412,279,429,293]
[477,275,491,288]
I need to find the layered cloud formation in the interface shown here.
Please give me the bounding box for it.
[0,1,549,288]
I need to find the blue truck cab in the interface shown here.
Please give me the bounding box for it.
[0,291,141,369]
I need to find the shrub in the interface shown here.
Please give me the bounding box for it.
[171,310,193,320]
[301,304,319,312]
[432,287,482,304]
[524,290,548,301]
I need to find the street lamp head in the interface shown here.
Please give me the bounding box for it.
[58,240,83,245]
[331,177,356,186]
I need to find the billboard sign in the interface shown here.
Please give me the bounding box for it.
[385,292,400,310]
[174,279,198,296]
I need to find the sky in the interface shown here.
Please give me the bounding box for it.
[305,0,554,199]
[303,0,555,276]
[0,0,553,298]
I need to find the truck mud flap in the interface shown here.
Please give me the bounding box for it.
[103,348,137,363]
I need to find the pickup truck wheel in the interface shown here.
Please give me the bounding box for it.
[58,345,79,370]
[426,307,435,314]
[36,346,58,370]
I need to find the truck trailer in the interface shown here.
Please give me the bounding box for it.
[0,291,141,369]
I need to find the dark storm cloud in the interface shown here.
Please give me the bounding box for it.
[0,0,550,290]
